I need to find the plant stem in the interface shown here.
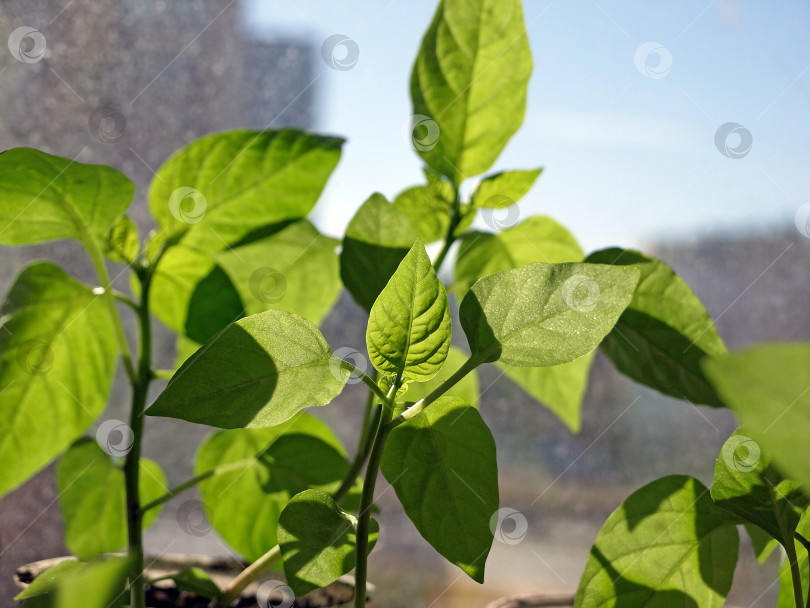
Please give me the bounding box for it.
[433,192,463,274]
[139,458,257,514]
[212,545,282,607]
[124,268,154,608]
[339,360,389,403]
[86,238,137,383]
[353,402,394,608]
[796,533,810,608]
[213,381,384,607]
[785,538,805,608]
[387,354,480,430]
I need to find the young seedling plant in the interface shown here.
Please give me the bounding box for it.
[0,0,755,606]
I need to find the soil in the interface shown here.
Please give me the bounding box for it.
[145,582,356,607]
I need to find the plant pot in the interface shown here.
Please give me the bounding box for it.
[15,554,374,608]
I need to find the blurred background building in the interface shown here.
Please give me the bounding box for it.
[2,0,810,606]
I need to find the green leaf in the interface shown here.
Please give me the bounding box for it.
[501,352,595,433]
[393,185,452,244]
[148,129,343,251]
[277,489,379,596]
[410,0,533,183]
[0,263,117,499]
[381,397,498,582]
[403,346,479,406]
[710,428,808,547]
[340,193,418,312]
[147,245,244,344]
[587,248,727,407]
[745,522,779,563]
[147,310,347,428]
[196,414,354,562]
[56,439,167,558]
[216,220,341,325]
[366,239,451,383]
[471,169,543,208]
[0,148,134,246]
[164,568,220,598]
[102,215,139,264]
[15,557,130,608]
[574,475,738,608]
[15,561,84,600]
[452,216,591,430]
[702,343,810,490]
[460,262,639,367]
[455,216,584,294]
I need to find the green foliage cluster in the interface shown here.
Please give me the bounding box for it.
[1,0,808,606]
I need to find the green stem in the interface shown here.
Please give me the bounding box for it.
[339,360,389,404]
[139,458,257,514]
[796,533,810,608]
[786,538,805,608]
[86,238,137,383]
[123,269,154,608]
[353,402,394,608]
[212,380,384,608]
[211,545,282,608]
[387,354,480,430]
[432,192,463,274]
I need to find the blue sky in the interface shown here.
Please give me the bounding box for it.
[242,0,810,252]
